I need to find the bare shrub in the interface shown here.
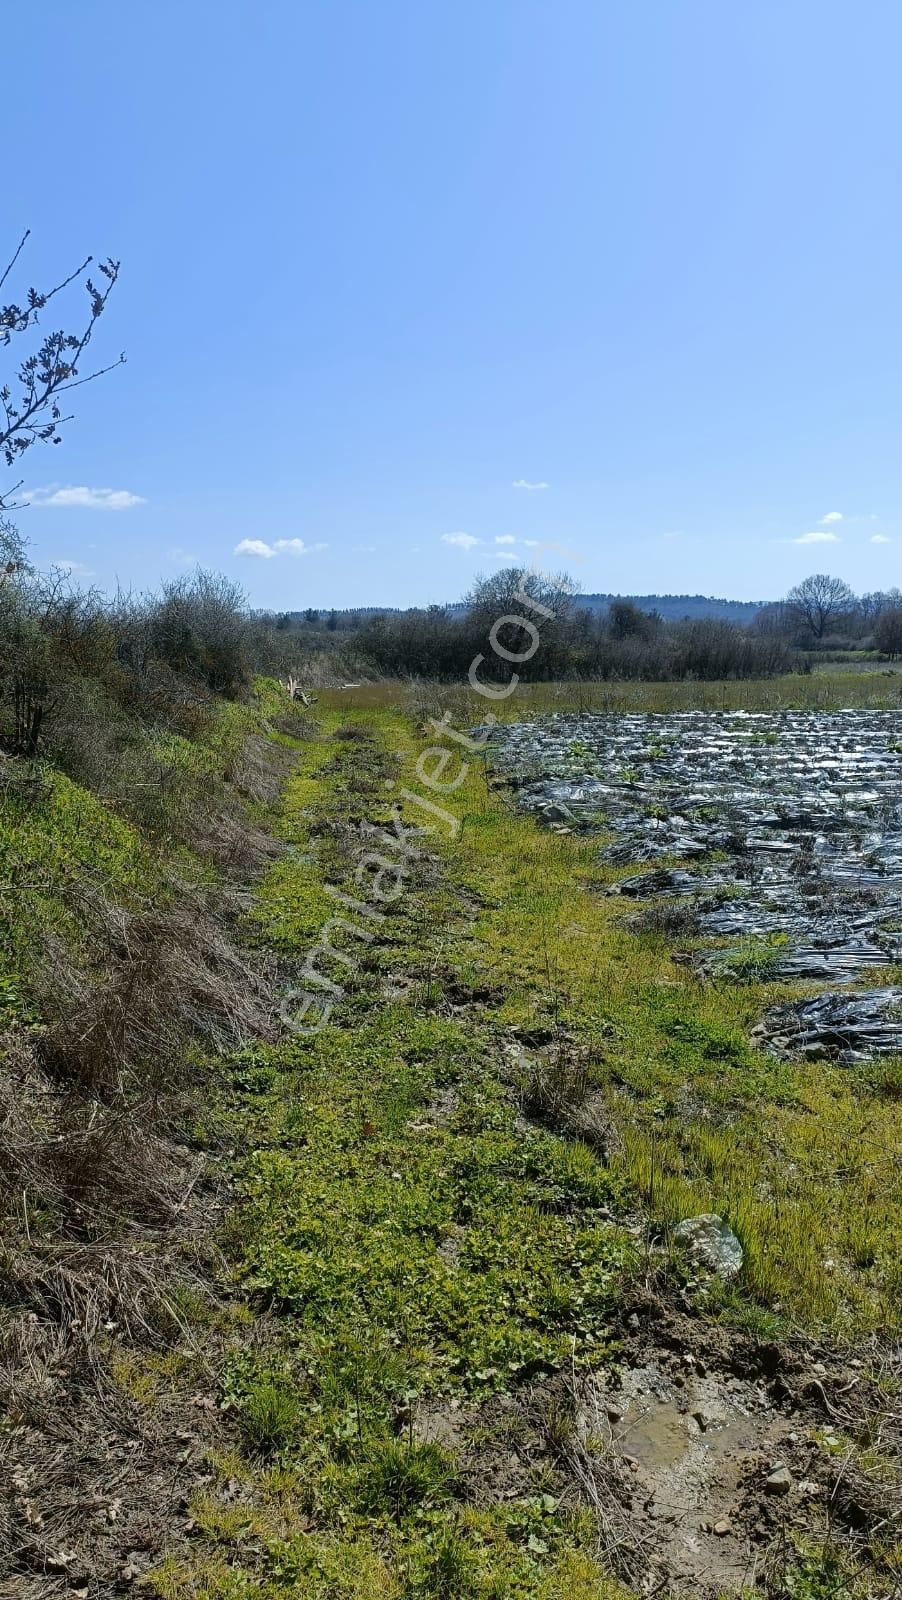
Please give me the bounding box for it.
[269,704,318,739]
[230,732,298,806]
[518,1042,592,1126]
[0,750,50,807]
[193,807,284,879]
[147,570,249,697]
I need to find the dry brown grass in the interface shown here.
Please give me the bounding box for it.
[35,887,278,1098]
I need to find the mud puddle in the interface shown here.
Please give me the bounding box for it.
[584,1360,796,1592]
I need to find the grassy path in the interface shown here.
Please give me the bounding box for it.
[152,697,900,1599]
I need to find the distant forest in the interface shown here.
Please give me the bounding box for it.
[284,593,768,627]
[575,593,766,623]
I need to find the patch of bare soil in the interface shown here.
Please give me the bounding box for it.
[605,1292,902,1594]
[579,1358,796,1593]
[0,1350,229,1599]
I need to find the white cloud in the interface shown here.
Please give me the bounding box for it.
[441,532,480,549]
[352,543,376,554]
[794,530,840,545]
[234,537,325,559]
[274,537,328,555]
[25,484,146,511]
[495,534,517,545]
[819,511,843,524]
[235,539,277,559]
[871,533,891,544]
[522,539,540,548]
[512,479,549,491]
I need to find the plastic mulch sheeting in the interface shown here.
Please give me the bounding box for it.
[751,987,902,1062]
[484,710,902,1057]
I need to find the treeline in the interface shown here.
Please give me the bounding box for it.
[756,573,902,655]
[577,592,766,623]
[334,569,902,680]
[338,570,794,682]
[5,555,902,776]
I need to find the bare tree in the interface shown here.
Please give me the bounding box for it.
[0,232,122,752]
[754,600,792,636]
[465,565,577,622]
[875,608,902,660]
[785,573,855,641]
[1,229,123,509]
[861,588,902,622]
[0,513,26,589]
[148,570,249,696]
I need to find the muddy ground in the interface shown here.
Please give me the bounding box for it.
[416,1285,901,1598]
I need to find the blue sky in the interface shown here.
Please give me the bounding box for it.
[5,1,902,607]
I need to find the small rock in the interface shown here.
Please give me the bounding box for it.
[713,1518,732,1537]
[541,801,574,823]
[691,1407,711,1431]
[627,1312,640,1330]
[674,1214,743,1278]
[765,1465,792,1495]
[606,1404,625,1423]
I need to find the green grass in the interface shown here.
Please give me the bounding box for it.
[314,666,902,724]
[0,760,148,994]
[155,707,637,1597]
[0,690,272,1005]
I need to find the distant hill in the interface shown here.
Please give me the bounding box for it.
[576,593,768,623]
